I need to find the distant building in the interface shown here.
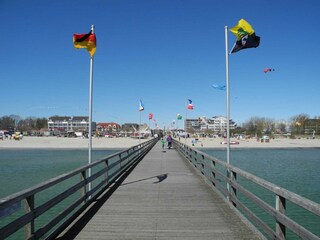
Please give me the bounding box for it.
[185,116,236,133]
[96,122,121,134]
[47,116,96,132]
[121,123,139,131]
[304,118,320,135]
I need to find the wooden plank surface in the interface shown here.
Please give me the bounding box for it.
[58,142,262,240]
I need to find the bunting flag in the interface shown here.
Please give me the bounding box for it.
[139,99,144,111]
[73,30,97,57]
[177,114,182,120]
[187,99,194,110]
[148,113,153,119]
[230,19,260,54]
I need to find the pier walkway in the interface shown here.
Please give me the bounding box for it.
[58,142,260,240]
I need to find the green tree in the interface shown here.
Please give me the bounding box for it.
[243,117,275,137]
[36,118,48,130]
[276,122,287,134]
[0,116,15,130]
[290,113,309,135]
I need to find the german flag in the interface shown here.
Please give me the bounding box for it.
[73,30,97,57]
[230,19,260,54]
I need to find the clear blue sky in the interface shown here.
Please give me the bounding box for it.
[1,0,319,129]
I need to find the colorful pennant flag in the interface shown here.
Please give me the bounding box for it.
[139,99,144,111]
[230,19,260,54]
[187,99,194,110]
[73,30,97,57]
[148,113,153,119]
[177,114,182,120]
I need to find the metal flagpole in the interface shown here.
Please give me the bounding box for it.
[225,26,230,196]
[88,25,95,195]
[185,100,188,145]
[177,115,179,132]
[139,110,141,145]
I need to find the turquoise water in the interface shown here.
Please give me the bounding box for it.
[0,149,122,198]
[201,148,320,203]
[202,148,320,239]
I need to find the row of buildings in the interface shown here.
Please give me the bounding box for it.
[46,115,234,136]
[47,116,149,137]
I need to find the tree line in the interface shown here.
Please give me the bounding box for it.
[0,114,319,136]
[238,114,319,136]
[0,115,47,132]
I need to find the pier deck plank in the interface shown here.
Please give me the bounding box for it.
[59,142,261,240]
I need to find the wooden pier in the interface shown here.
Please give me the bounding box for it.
[58,142,261,240]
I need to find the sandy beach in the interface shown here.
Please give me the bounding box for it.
[0,136,149,149]
[0,136,320,149]
[181,137,320,148]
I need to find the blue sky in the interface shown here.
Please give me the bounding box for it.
[1,0,319,129]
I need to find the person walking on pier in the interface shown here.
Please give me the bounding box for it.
[161,138,165,149]
[167,134,173,149]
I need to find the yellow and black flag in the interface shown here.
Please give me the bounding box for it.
[73,30,97,57]
[230,19,260,54]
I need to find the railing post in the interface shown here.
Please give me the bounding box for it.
[194,151,198,168]
[230,171,237,207]
[23,195,34,239]
[201,155,205,175]
[119,153,122,168]
[276,195,286,239]
[104,160,109,183]
[210,160,216,187]
[127,150,131,163]
[81,170,87,201]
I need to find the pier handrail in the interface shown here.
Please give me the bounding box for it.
[0,137,158,240]
[174,139,320,240]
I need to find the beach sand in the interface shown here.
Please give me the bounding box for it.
[0,136,319,149]
[0,136,149,149]
[181,137,320,148]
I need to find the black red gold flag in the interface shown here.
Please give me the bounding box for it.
[73,31,97,57]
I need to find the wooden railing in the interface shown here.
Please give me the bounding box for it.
[0,138,158,240]
[174,140,320,240]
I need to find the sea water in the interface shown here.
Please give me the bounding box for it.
[202,148,320,239]
[0,149,122,198]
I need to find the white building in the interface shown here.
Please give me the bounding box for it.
[185,116,236,133]
[47,116,96,132]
